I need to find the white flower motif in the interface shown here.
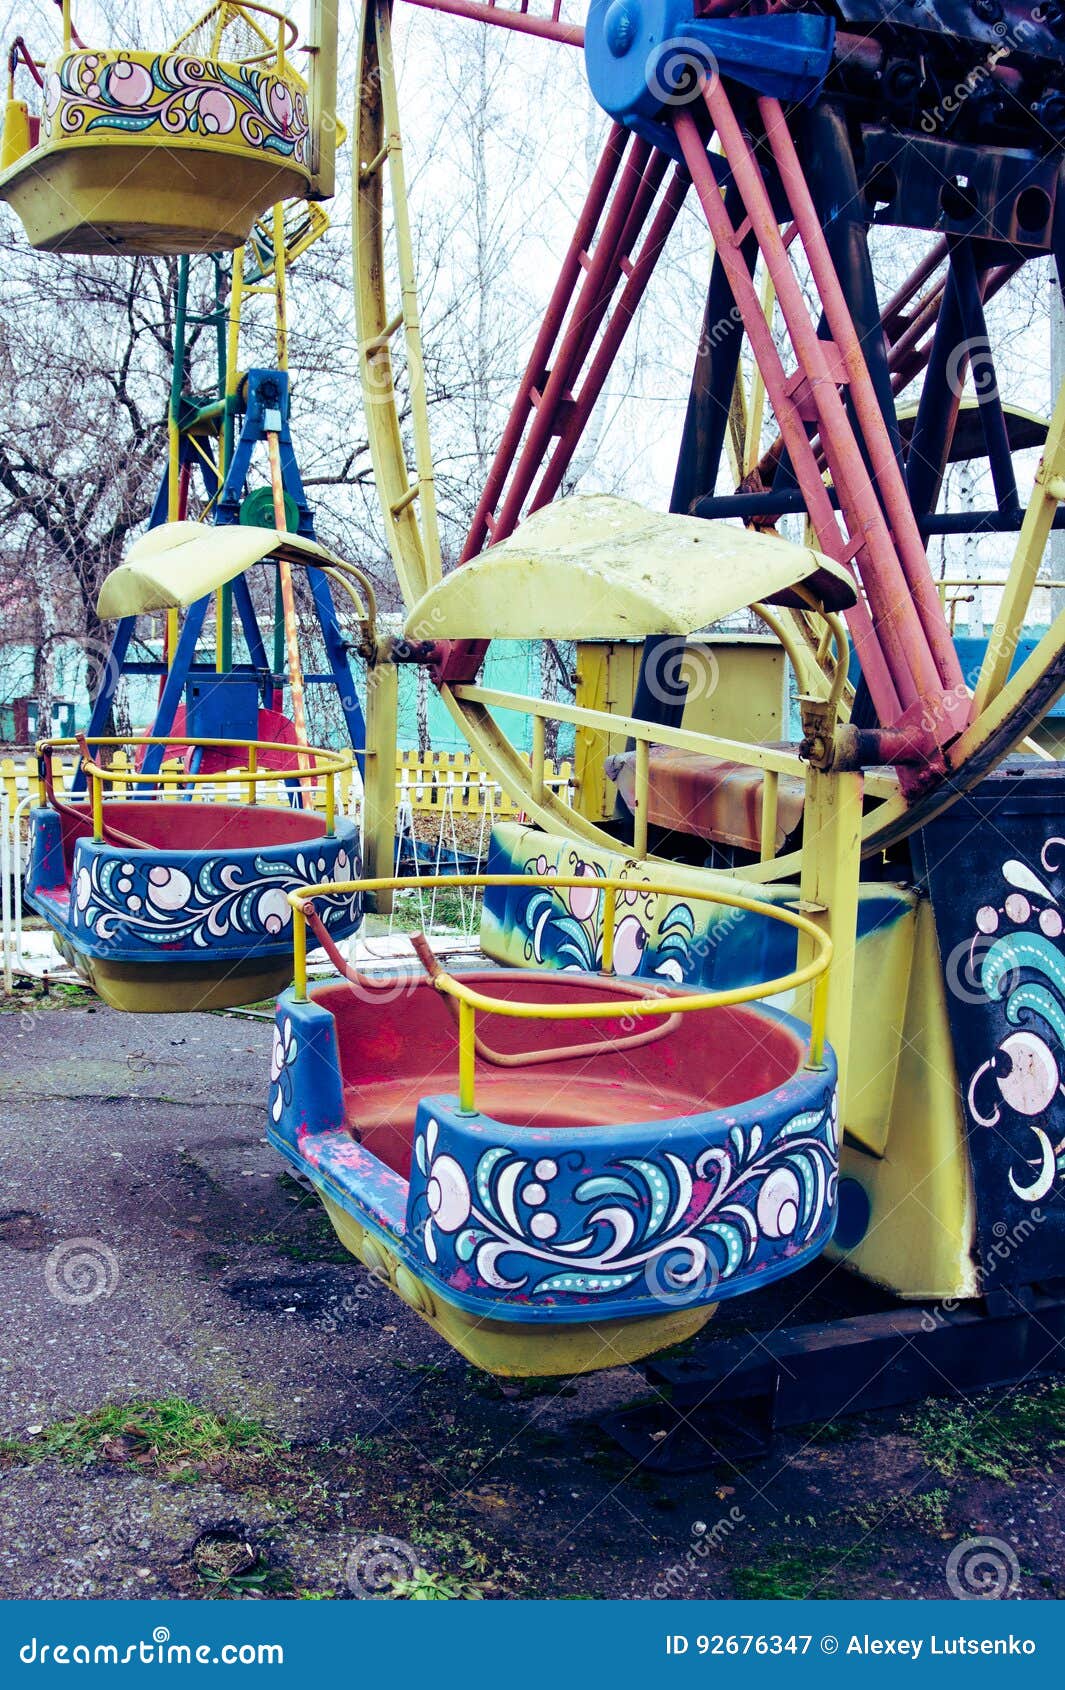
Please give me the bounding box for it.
[414,1118,471,1264]
[146,865,192,913]
[256,887,292,935]
[756,1166,802,1239]
[269,1017,297,1123]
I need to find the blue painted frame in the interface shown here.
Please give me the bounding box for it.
[24,808,363,968]
[267,985,838,1327]
[85,367,367,785]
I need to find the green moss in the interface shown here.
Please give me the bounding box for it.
[0,982,95,1013]
[732,1547,863,1600]
[841,1487,952,1535]
[793,1417,863,1446]
[904,1382,1065,1483]
[3,1397,294,1486]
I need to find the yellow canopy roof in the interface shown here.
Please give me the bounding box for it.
[895,397,1047,464]
[97,522,341,618]
[404,496,857,641]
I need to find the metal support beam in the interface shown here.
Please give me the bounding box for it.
[140,596,211,778]
[599,1285,1065,1471]
[801,101,904,476]
[798,769,863,1114]
[950,241,1020,515]
[363,654,399,913]
[307,0,339,201]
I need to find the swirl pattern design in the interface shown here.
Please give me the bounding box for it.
[42,49,309,168]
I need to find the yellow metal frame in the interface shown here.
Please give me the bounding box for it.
[287,871,833,1114]
[38,735,354,843]
[170,2,297,63]
[345,0,1065,867]
[450,683,892,854]
[353,0,440,607]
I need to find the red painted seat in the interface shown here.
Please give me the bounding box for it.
[322,972,800,1181]
[136,706,303,774]
[52,800,330,884]
[608,745,805,855]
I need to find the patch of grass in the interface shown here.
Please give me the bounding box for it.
[0,981,95,1013]
[841,1487,952,1536]
[391,1565,487,1600]
[731,1546,861,1601]
[466,1366,578,1402]
[386,888,470,934]
[3,1397,295,1487]
[403,1528,501,1599]
[193,1530,294,1597]
[794,1417,863,1446]
[904,1382,1065,1483]
[346,1433,389,1460]
[384,1491,534,1597]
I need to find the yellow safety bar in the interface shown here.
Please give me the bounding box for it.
[37,735,354,841]
[170,3,299,67]
[288,872,834,1113]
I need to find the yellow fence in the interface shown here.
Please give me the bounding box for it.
[0,749,573,818]
[395,749,572,817]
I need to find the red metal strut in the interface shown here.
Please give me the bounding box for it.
[436,126,689,683]
[411,0,974,767]
[671,86,971,753]
[401,0,584,46]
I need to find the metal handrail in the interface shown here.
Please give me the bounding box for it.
[288,871,833,1113]
[168,3,299,68]
[37,735,355,841]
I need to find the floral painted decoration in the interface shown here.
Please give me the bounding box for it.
[405,1088,838,1312]
[966,844,1065,1204]
[516,844,694,981]
[269,1016,298,1124]
[42,50,309,169]
[70,839,361,955]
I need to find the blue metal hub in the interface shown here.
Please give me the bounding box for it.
[585,0,836,151]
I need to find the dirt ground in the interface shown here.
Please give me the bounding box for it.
[1,987,1063,1602]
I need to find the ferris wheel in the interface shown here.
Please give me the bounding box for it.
[353,0,1065,870]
